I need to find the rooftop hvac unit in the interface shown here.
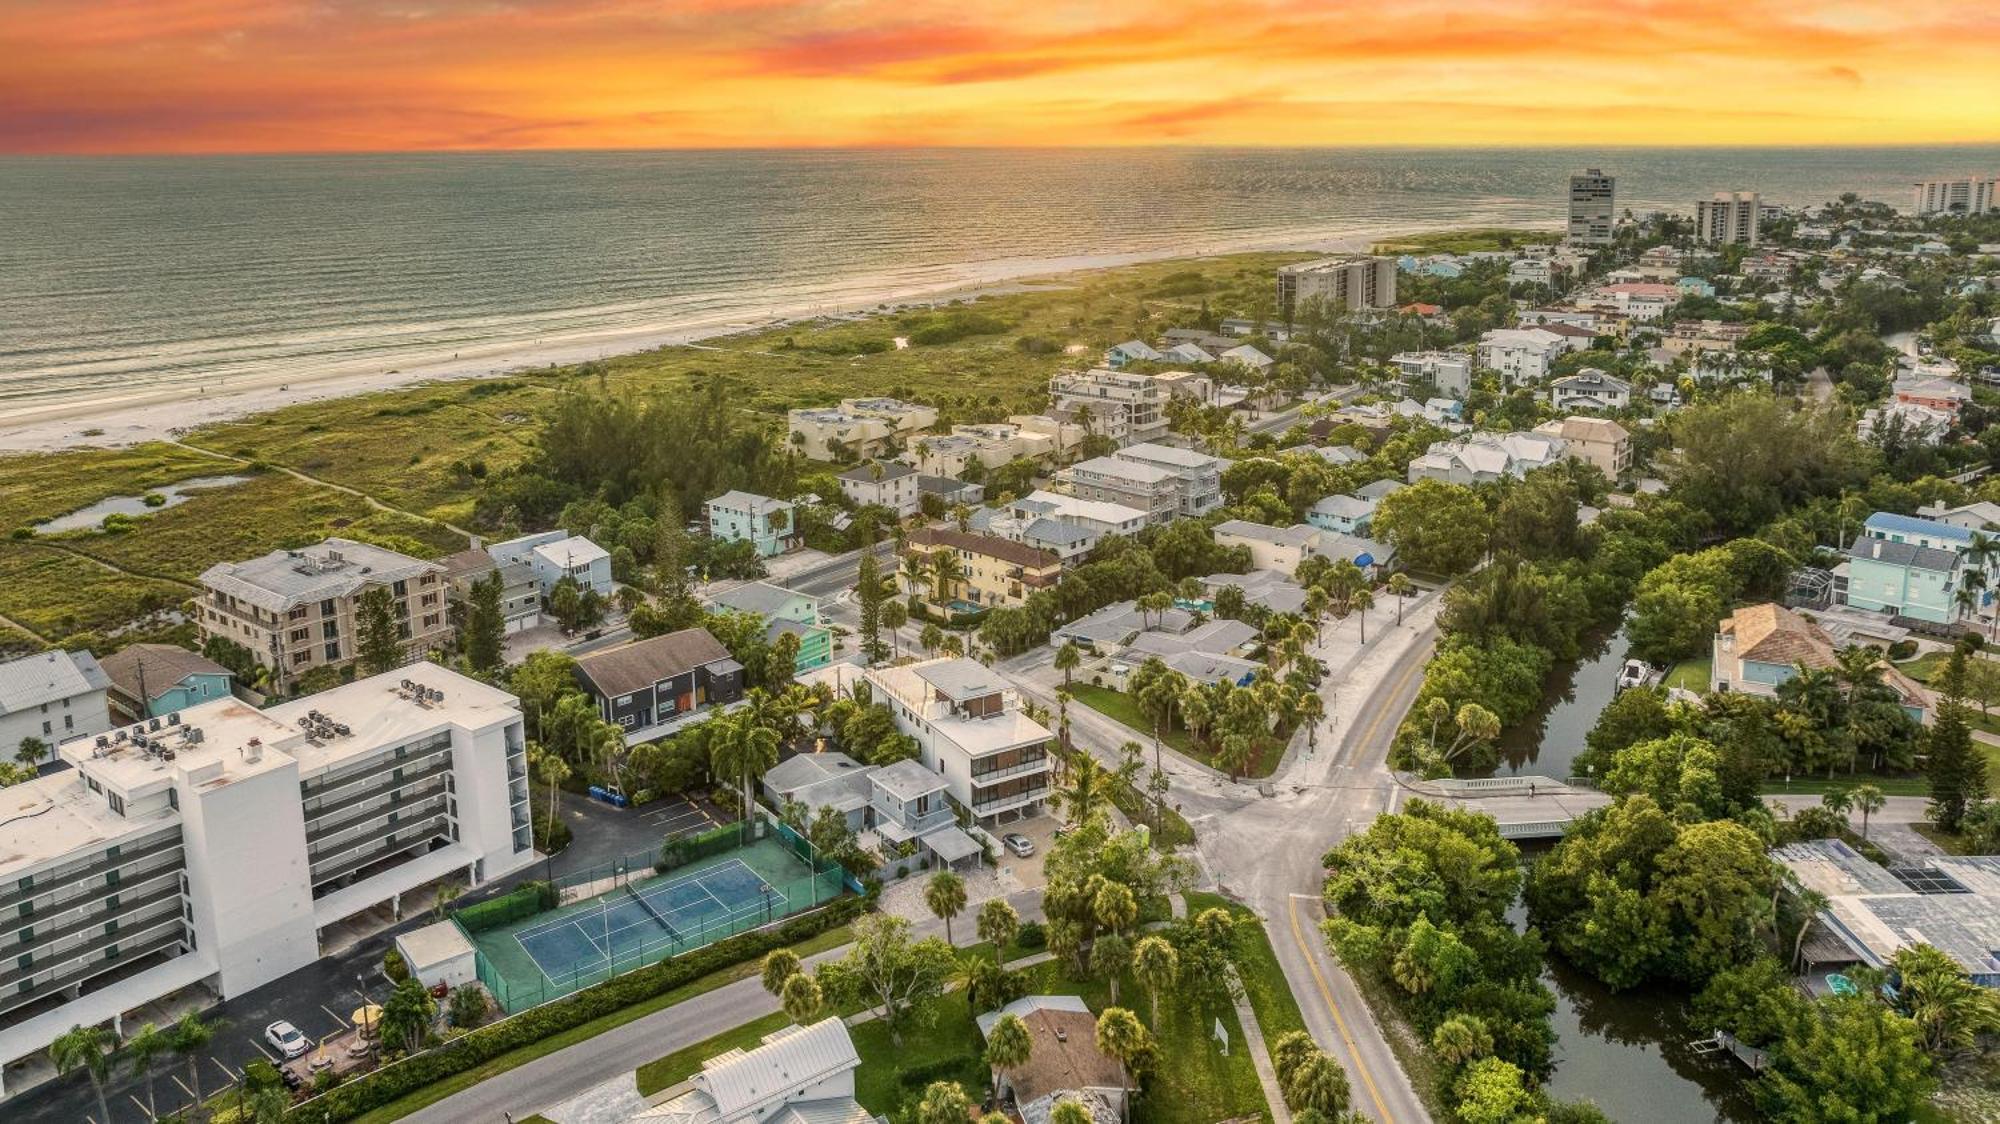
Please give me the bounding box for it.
[401,679,413,691]
[148,718,162,732]
[244,737,263,763]
[95,735,109,749]
[333,723,351,737]
[429,688,443,703]
[167,712,181,727]
[186,728,204,745]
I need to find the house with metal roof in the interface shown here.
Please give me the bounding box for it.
[709,582,832,673]
[0,649,112,764]
[572,628,745,744]
[632,1017,872,1123]
[1843,533,1963,626]
[1775,840,2000,988]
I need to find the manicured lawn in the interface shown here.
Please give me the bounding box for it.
[1662,657,1711,693]
[851,990,992,1116]
[1013,960,1271,1124]
[1185,892,1307,1042]
[637,1010,793,1095]
[1761,775,1932,798]
[1909,823,1980,856]
[342,922,855,1124]
[1895,652,1948,684]
[1070,683,1287,780]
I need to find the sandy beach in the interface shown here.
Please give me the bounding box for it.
[0,230,1385,455]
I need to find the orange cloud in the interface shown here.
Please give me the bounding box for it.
[0,0,1995,151]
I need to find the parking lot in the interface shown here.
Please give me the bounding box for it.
[991,813,1058,891]
[640,792,732,837]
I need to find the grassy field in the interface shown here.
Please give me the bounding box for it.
[1369,228,1561,255]
[0,251,1306,654]
[1071,683,1286,779]
[852,989,993,1116]
[1662,657,1711,693]
[636,1009,794,1096]
[1184,892,1308,1042]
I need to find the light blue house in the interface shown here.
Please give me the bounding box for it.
[709,581,833,672]
[1843,534,1959,624]
[1305,494,1376,535]
[1107,340,1163,369]
[705,490,801,558]
[1713,603,1930,723]
[98,644,234,721]
[1862,511,1974,554]
[1675,276,1717,299]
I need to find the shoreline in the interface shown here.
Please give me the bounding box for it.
[0,222,1463,455]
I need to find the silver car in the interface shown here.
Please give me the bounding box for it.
[265,1020,310,1059]
[1002,833,1035,858]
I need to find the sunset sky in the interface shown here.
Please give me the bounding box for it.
[5,0,1999,153]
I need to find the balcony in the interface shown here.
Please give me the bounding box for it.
[310,798,450,868]
[0,880,184,960]
[0,928,190,1022]
[305,780,450,846]
[300,744,450,802]
[970,753,1051,784]
[0,835,185,916]
[971,784,1051,814]
[0,911,187,993]
[309,814,450,887]
[0,861,183,946]
[302,759,452,830]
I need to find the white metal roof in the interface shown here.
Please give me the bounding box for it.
[0,649,109,717]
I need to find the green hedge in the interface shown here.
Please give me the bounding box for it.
[655,821,743,873]
[452,882,557,934]
[288,895,866,1123]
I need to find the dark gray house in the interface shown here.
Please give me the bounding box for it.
[573,627,745,744]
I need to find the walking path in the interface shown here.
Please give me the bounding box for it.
[169,439,473,539]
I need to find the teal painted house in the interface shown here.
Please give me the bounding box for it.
[709,581,834,672]
[705,490,801,558]
[98,643,235,721]
[1843,534,1959,624]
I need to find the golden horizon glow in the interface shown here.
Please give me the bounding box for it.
[4,0,2000,153]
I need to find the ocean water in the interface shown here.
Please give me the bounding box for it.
[2,145,1997,413]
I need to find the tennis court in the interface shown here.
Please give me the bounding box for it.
[515,858,781,984]
[462,824,848,1012]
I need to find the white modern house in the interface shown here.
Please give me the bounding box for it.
[1477,328,1569,384]
[488,530,614,599]
[0,664,536,1095]
[1387,351,1474,398]
[1548,369,1633,412]
[0,649,112,764]
[836,461,921,518]
[1109,443,1226,517]
[632,1018,869,1124]
[804,658,1052,827]
[1407,431,1567,486]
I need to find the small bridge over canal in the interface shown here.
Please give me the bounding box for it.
[1410,775,1615,839]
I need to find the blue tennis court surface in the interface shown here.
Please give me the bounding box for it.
[515,857,781,985]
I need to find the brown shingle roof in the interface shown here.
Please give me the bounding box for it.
[1725,603,1834,667]
[574,628,734,698]
[1009,1009,1125,1108]
[908,527,1060,571]
[97,644,231,702]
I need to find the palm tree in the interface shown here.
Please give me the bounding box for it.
[1893,944,1994,1053]
[1131,935,1179,1025]
[1387,573,1415,626]
[1053,754,1113,826]
[781,973,823,1024]
[985,1012,1033,1108]
[928,549,965,608]
[1091,932,1132,1004]
[917,1080,975,1124]
[882,600,908,659]
[761,948,801,996]
[535,750,571,846]
[1054,642,1082,690]
[1093,880,1137,936]
[15,736,47,770]
[1850,782,1886,839]
[709,711,781,841]
[1049,1101,1093,1124]
[1138,590,1173,631]
[1302,586,1330,641]
[1431,1014,1494,1066]
[1282,1052,1352,1116]
[126,1021,170,1120]
[171,1011,218,1118]
[1821,787,1854,819]
[247,1083,293,1123]
[1964,531,2000,637]
[1094,1007,1149,1123]
[1295,690,1326,755]
[925,870,968,944]
[976,898,1020,965]
[1351,587,1375,644]
[50,1024,114,1124]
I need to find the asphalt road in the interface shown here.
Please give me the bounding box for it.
[779,541,896,599]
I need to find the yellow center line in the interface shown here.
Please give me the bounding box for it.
[1288,637,1429,1121]
[1289,894,1393,1123]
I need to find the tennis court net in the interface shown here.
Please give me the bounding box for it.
[625,885,679,938]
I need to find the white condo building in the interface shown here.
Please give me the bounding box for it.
[1568,168,1617,245]
[1047,368,1170,447]
[1911,178,1997,216]
[1695,192,1762,246]
[0,664,535,1091]
[807,658,1052,826]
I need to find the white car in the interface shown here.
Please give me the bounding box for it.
[1002,833,1035,858]
[265,1020,310,1059]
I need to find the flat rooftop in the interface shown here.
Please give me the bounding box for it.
[872,660,1052,757]
[1776,839,2000,983]
[0,770,178,879]
[67,696,301,795]
[269,663,520,776]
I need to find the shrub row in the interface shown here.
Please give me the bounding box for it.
[288,895,867,1123]
[451,881,557,934]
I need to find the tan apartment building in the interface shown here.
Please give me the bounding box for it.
[197,538,450,689]
[901,527,1061,612]
[1047,368,1171,446]
[786,397,939,461]
[1534,415,1633,478]
[1277,256,1397,317]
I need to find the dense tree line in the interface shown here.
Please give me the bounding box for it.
[977,522,1249,656]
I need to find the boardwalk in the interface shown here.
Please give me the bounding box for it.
[1410,775,1613,838]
